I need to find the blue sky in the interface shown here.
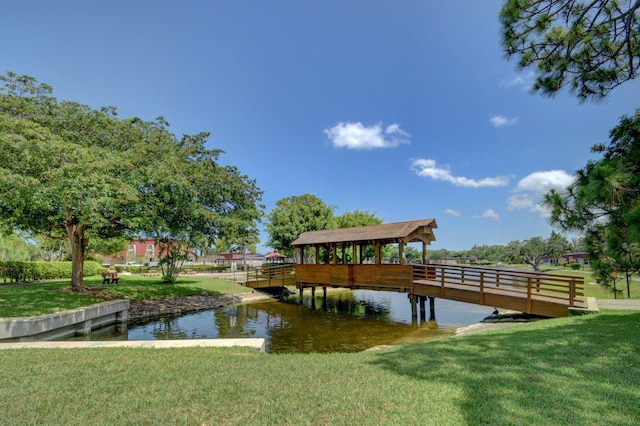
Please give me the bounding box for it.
[3,1,639,252]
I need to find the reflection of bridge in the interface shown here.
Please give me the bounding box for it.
[245,219,594,318]
[244,263,590,318]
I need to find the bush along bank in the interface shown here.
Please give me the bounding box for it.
[0,260,104,284]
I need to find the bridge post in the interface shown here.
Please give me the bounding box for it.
[299,286,304,305]
[322,286,327,310]
[410,295,417,319]
[311,287,316,309]
[429,297,436,321]
[419,296,426,322]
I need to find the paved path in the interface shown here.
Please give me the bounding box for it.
[596,299,640,310]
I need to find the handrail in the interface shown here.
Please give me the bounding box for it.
[246,264,296,287]
[412,264,584,308]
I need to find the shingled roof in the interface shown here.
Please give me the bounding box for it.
[291,219,437,247]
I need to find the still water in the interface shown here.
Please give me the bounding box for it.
[80,291,494,353]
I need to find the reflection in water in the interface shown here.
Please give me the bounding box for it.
[69,290,494,353]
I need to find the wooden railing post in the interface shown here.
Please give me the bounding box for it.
[569,278,576,307]
[479,271,484,305]
[526,277,532,313]
[440,266,446,297]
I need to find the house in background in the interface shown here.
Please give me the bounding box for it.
[563,252,590,266]
[103,239,162,267]
[103,239,267,269]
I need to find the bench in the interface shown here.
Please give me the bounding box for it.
[101,272,120,285]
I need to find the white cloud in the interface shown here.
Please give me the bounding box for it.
[499,72,535,89]
[482,209,500,221]
[508,170,575,214]
[514,170,575,193]
[324,121,410,150]
[506,193,535,210]
[444,209,461,217]
[411,158,510,188]
[490,115,519,128]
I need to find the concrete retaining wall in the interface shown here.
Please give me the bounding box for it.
[0,299,130,342]
[0,338,266,352]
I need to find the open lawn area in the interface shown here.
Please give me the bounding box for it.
[0,275,249,317]
[0,310,638,425]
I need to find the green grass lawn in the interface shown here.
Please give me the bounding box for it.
[0,310,638,425]
[0,275,250,317]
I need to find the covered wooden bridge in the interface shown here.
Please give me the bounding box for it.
[245,219,591,318]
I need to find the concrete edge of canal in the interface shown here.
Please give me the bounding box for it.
[0,338,266,352]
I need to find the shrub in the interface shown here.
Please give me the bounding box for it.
[571,263,582,270]
[0,260,104,283]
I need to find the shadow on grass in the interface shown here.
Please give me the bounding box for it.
[369,311,640,425]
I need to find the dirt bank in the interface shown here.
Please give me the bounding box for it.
[127,291,272,324]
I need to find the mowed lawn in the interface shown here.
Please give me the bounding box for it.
[1,310,639,425]
[0,275,250,317]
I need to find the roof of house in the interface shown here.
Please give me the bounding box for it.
[291,219,437,247]
[265,249,286,259]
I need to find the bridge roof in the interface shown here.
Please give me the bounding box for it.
[291,219,437,247]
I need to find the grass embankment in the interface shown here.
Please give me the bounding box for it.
[1,310,638,425]
[0,275,249,317]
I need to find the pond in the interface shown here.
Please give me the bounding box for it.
[73,290,494,353]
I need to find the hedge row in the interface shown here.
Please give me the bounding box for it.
[0,261,105,284]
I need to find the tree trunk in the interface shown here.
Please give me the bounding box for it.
[66,223,88,291]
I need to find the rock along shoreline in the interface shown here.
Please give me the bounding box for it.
[127,291,272,325]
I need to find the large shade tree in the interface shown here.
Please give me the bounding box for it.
[139,131,263,282]
[519,232,571,271]
[264,194,335,258]
[0,72,263,289]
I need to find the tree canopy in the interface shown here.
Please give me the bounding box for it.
[264,194,335,258]
[544,110,640,293]
[501,0,640,101]
[0,72,263,288]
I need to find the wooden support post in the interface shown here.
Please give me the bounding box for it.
[429,297,436,321]
[526,277,532,313]
[569,279,575,307]
[322,286,327,311]
[410,294,417,318]
[352,242,357,265]
[299,286,304,305]
[311,287,316,309]
[419,296,426,322]
[422,241,427,265]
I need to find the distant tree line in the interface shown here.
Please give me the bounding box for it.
[428,232,578,271]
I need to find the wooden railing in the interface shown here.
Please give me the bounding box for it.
[246,263,587,316]
[412,264,584,308]
[245,264,297,288]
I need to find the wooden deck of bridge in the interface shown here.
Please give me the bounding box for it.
[245,263,590,318]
